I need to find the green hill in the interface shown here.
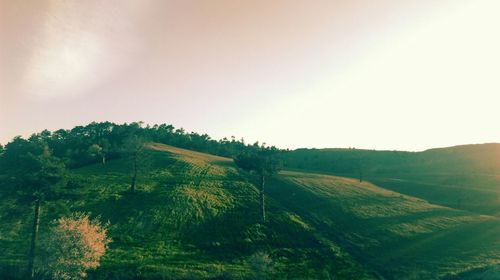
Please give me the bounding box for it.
[283,144,500,216]
[268,171,500,279]
[0,143,375,279]
[1,143,500,279]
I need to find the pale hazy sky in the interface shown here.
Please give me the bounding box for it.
[1,0,499,151]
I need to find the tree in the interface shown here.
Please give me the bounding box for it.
[355,150,365,182]
[122,135,145,193]
[247,252,273,280]
[234,148,282,223]
[0,137,66,278]
[43,213,111,280]
[88,144,106,164]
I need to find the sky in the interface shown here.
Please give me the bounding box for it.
[1,0,499,151]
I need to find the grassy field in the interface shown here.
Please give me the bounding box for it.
[283,144,500,217]
[268,172,500,279]
[0,143,374,279]
[1,143,499,279]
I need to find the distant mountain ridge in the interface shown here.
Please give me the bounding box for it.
[284,143,500,216]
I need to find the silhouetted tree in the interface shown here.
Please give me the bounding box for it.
[0,137,66,279]
[355,149,365,182]
[123,135,145,193]
[234,148,282,223]
[2,121,282,171]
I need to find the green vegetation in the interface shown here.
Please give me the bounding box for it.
[1,123,500,279]
[0,137,67,278]
[283,145,500,216]
[234,148,283,223]
[267,171,500,279]
[21,121,274,169]
[0,143,373,279]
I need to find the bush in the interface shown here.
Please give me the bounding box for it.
[43,213,111,280]
[247,252,273,280]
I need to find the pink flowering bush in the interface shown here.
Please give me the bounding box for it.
[44,213,111,280]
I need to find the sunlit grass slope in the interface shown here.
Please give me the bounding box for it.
[0,143,375,280]
[2,143,499,279]
[284,144,500,216]
[267,171,500,279]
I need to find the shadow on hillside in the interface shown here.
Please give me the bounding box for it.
[444,265,500,280]
[266,175,500,279]
[265,176,439,278]
[75,188,171,238]
[178,172,349,264]
[181,172,387,279]
[211,159,235,169]
[180,204,346,279]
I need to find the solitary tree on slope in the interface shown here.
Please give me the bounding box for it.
[234,147,282,223]
[123,135,145,193]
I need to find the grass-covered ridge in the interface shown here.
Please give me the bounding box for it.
[267,172,500,279]
[2,143,500,279]
[0,143,375,279]
[283,144,500,216]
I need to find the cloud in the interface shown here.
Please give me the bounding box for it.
[20,0,146,98]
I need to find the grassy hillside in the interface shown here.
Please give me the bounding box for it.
[267,172,500,279]
[2,143,499,279]
[283,144,500,216]
[0,143,375,280]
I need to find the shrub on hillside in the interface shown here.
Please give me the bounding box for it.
[247,252,273,280]
[42,213,111,280]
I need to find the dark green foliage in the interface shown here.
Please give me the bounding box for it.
[3,122,500,279]
[0,136,66,198]
[122,135,146,193]
[234,148,283,177]
[0,142,376,280]
[234,148,283,223]
[2,122,282,170]
[0,136,66,279]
